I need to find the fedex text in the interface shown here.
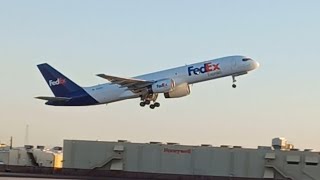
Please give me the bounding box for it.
[188,63,220,76]
[49,78,66,87]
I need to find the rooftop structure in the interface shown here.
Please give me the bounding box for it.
[63,138,320,180]
[0,145,63,168]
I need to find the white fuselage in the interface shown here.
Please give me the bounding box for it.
[83,55,259,105]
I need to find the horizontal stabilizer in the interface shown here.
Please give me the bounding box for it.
[35,96,71,102]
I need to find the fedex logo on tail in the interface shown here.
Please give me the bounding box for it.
[188,63,220,76]
[49,78,66,86]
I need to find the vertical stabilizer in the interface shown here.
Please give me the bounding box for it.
[37,63,82,97]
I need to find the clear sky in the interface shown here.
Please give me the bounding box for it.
[1,0,319,150]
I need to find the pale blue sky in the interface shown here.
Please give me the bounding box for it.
[1,0,319,150]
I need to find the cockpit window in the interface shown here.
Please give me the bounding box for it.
[242,58,252,61]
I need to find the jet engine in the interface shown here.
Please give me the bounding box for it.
[164,83,190,98]
[149,79,175,93]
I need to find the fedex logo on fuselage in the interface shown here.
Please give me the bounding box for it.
[49,78,66,87]
[188,63,220,76]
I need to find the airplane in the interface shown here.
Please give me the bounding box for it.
[36,55,259,109]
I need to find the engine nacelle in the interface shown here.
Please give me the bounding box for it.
[164,83,190,98]
[150,79,175,93]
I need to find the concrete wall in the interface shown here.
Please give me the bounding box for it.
[63,140,320,180]
[0,147,10,164]
[8,149,32,166]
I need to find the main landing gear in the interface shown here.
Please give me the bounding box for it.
[232,75,237,88]
[140,100,161,109]
[139,94,160,109]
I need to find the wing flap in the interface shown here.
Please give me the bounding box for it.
[96,74,153,92]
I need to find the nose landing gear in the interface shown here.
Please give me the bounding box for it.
[232,76,237,88]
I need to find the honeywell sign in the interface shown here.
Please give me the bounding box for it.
[163,148,192,154]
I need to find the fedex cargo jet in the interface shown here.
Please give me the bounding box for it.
[36,55,259,109]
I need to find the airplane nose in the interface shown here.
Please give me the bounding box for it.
[255,61,260,68]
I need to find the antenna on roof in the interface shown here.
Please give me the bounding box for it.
[24,124,29,145]
[10,136,13,149]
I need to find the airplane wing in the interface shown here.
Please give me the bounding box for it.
[96,74,154,92]
[35,96,71,102]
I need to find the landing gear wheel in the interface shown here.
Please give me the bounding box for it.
[140,102,146,107]
[154,102,160,107]
[149,104,155,109]
[140,93,159,109]
[232,84,237,88]
[145,100,151,105]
